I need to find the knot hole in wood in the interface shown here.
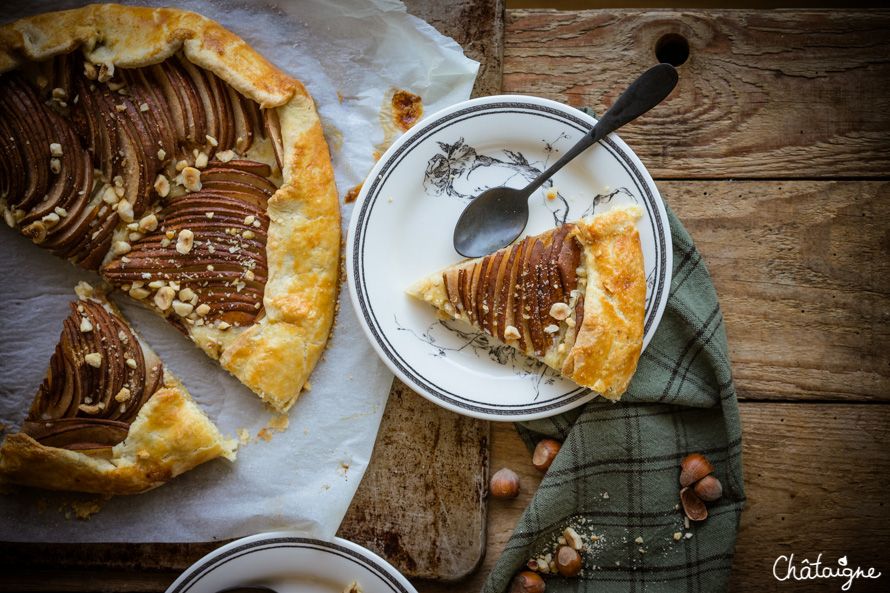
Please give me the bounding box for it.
[655,33,690,67]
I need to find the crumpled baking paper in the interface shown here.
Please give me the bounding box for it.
[0,0,479,543]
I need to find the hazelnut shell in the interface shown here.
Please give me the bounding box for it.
[681,486,708,521]
[693,474,723,501]
[679,453,714,487]
[532,439,562,473]
[490,467,520,499]
[509,570,546,593]
[555,544,582,577]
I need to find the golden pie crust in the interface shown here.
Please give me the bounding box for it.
[407,207,646,401]
[0,288,236,495]
[0,4,341,414]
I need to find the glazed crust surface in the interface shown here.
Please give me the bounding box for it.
[0,4,341,413]
[406,208,646,401]
[0,3,296,107]
[0,387,236,495]
[561,209,646,399]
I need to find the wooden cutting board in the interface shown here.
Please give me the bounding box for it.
[338,379,490,581]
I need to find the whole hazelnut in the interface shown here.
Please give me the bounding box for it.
[532,439,562,473]
[679,453,714,487]
[680,486,708,521]
[693,474,723,501]
[490,467,520,499]
[555,545,582,577]
[509,570,545,593]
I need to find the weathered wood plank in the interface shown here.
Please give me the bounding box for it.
[504,9,890,179]
[730,402,890,592]
[413,419,543,593]
[404,0,504,98]
[663,179,890,402]
[338,380,489,581]
[419,401,890,592]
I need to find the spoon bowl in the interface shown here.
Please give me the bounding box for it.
[453,63,678,258]
[452,186,530,260]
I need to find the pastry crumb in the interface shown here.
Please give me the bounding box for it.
[71,499,104,519]
[267,414,290,433]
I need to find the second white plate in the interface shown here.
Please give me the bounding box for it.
[348,95,671,421]
[167,533,417,593]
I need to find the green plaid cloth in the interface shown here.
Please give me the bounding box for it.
[483,202,746,592]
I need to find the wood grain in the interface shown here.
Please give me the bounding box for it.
[404,0,504,99]
[338,380,489,581]
[504,9,890,179]
[730,403,890,592]
[664,179,890,402]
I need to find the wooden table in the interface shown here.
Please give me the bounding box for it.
[431,7,890,592]
[3,5,889,593]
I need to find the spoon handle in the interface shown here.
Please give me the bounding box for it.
[521,63,678,197]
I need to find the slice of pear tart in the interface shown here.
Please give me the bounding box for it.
[406,207,648,401]
[0,5,340,414]
[0,283,236,495]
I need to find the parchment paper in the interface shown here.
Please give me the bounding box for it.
[0,0,479,543]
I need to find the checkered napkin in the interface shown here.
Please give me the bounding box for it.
[483,202,746,592]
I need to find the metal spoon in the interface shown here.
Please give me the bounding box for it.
[452,62,678,258]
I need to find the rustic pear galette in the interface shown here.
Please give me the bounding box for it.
[0,5,340,492]
[407,208,646,401]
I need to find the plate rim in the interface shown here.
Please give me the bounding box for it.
[347,94,672,421]
[166,533,417,593]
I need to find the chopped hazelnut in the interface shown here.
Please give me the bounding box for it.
[129,286,151,300]
[563,526,584,550]
[504,325,521,340]
[172,300,194,316]
[195,303,211,317]
[84,352,103,367]
[154,286,175,310]
[117,199,135,223]
[50,158,61,174]
[195,151,209,168]
[138,214,159,234]
[176,229,194,254]
[115,387,131,402]
[49,143,63,157]
[79,317,93,333]
[78,403,101,415]
[182,166,202,192]
[126,358,137,369]
[550,302,571,320]
[154,174,170,198]
[102,185,119,204]
[112,240,131,256]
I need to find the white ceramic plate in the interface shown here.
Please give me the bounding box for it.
[348,95,671,421]
[167,533,417,593]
